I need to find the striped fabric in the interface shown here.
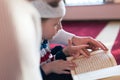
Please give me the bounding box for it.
[40,40,54,65]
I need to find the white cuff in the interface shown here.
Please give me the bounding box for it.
[50,29,75,45]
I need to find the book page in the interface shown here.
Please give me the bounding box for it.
[76,65,120,80]
[100,75,120,80]
[67,21,120,80]
[67,50,117,75]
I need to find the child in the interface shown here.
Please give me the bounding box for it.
[32,0,108,80]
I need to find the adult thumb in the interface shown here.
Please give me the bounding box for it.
[68,39,72,46]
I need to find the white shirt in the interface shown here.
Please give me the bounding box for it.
[0,0,42,80]
[50,29,75,45]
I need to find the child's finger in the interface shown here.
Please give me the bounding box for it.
[79,45,89,48]
[71,45,89,51]
[82,48,90,56]
[69,45,89,57]
[80,49,90,57]
[72,52,80,58]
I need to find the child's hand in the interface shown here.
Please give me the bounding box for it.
[42,60,76,75]
[63,39,90,58]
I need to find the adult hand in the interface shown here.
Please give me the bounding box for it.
[72,36,108,52]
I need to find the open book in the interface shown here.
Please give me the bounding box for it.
[67,50,120,80]
[66,21,120,80]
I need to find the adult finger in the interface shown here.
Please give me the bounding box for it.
[68,39,72,46]
[98,41,108,51]
[89,39,108,51]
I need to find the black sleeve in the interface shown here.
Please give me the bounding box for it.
[51,46,63,55]
[55,50,66,60]
[51,46,66,60]
[40,67,47,80]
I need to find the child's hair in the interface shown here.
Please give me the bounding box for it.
[32,0,66,18]
[41,18,49,22]
[47,0,60,7]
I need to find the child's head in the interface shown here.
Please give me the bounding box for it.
[32,0,66,40]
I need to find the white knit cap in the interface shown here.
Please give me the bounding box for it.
[32,0,66,18]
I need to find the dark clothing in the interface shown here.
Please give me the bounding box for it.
[40,45,73,80]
